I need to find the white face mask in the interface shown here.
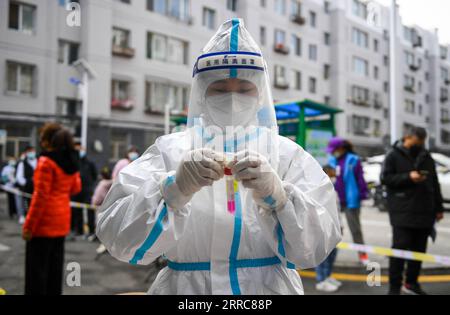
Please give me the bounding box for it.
[128,152,139,162]
[205,93,258,128]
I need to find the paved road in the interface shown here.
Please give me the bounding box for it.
[1,195,449,295]
[336,201,450,269]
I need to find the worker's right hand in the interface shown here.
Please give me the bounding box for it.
[409,171,426,183]
[175,149,225,197]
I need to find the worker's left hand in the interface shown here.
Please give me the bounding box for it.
[231,150,287,213]
[22,229,32,241]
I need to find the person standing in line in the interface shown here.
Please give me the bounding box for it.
[15,146,37,219]
[71,142,98,240]
[111,146,139,180]
[381,127,444,295]
[327,137,369,266]
[315,165,343,293]
[23,123,81,295]
[91,167,113,251]
[1,157,17,219]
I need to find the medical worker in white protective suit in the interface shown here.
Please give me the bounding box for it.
[97,19,341,295]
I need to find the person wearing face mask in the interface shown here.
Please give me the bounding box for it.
[1,157,18,219]
[23,123,81,295]
[71,142,98,239]
[381,127,444,295]
[96,19,341,295]
[15,146,37,217]
[327,137,369,266]
[111,146,140,180]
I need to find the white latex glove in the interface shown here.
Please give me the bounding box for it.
[230,150,287,213]
[161,149,225,210]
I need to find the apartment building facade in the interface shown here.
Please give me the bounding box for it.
[1,0,450,168]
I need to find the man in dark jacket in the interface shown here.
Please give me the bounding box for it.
[381,127,444,295]
[71,142,98,239]
[15,146,37,214]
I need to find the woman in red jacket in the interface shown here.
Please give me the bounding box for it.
[23,123,81,295]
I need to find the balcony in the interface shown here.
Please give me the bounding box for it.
[441,118,450,124]
[374,100,383,109]
[350,98,371,107]
[111,99,134,110]
[404,85,416,94]
[412,34,422,48]
[409,63,421,72]
[290,14,306,26]
[441,96,449,103]
[274,79,289,90]
[274,43,290,55]
[112,45,135,58]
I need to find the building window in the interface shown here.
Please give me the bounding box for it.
[56,98,82,118]
[324,32,331,46]
[260,26,266,46]
[352,0,367,19]
[351,85,370,105]
[441,46,448,60]
[309,77,317,94]
[441,88,449,102]
[110,131,128,164]
[404,51,415,66]
[352,28,368,48]
[293,70,301,90]
[442,130,450,144]
[147,0,166,14]
[145,81,188,113]
[147,0,190,21]
[309,44,318,61]
[259,26,266,46]
[58,40,79,65]
[275,0,286,15]
[441,67,449,82]
[324,64,331,80]
[291,35,301,56]
[275,29,286,45]
[374,120,381,137]
[404,75,415,92]
[352,115,370,136]
[309,11,316,27]
[274,29,289,53]
[374,39,379,52]
[6,61,35,96]
[9,2,36,35]
[202,7,216,30]
[111,80,130,101]
[353,57,369,77]
[147,32,188,65]
[374,66,379,80]
[113,28,131,49]
[260,0,266,8]
[324,1,330,14]
[227,0,238,12]
[274,65,288,89]
[404,99,415,114]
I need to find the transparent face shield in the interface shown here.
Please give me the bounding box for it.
[186,19,279,169]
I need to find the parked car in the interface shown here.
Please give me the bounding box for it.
[363,153,450,211]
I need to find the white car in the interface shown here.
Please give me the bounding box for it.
[363,153,450,210]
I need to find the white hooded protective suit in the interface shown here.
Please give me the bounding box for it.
[97,19,341,295]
